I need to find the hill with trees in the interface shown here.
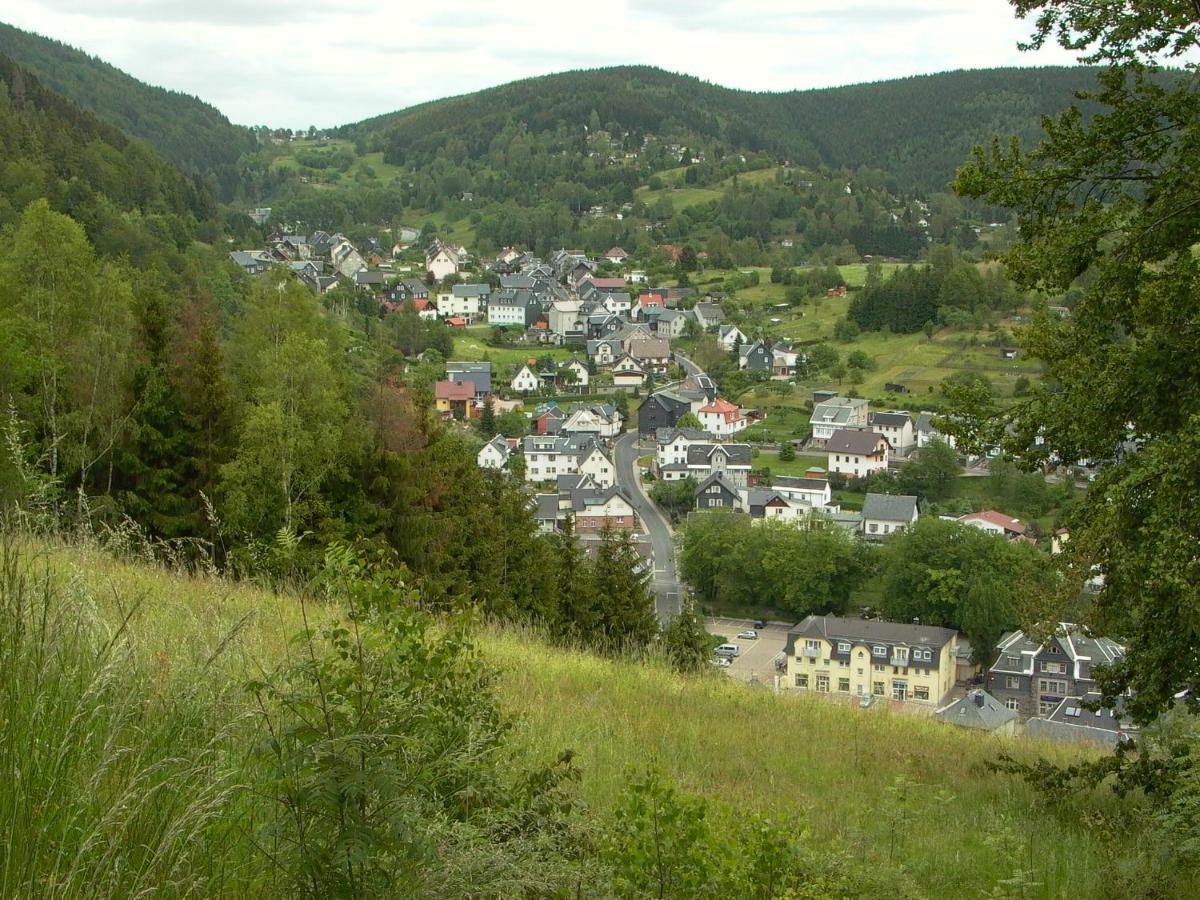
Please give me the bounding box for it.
[0,21,255,197]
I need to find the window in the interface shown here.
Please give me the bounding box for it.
[804,639,821,652]
[873,664,885,673]
[815,675,829,693]
[872,681,886,696]
[913,686,930,701]
[1004,698,1021,711]
[1038,679,1068,696]
[869,523,878,533]
[873,646,886,657]
[1038,699,1057,715]
[856,668,863,676]
[838,660,849,669]
[893,647,909,664]
[1049,644,1061,654]
[892,681,908,701]
[857,650,865,659]
[794,674,808,688]
[838,678,850,693]
[1042,661,1065,674]
[837,641,850,653]
[1006,676,1021,690]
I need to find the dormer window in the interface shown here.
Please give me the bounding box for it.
[838,641,850,653]
[873,646,886,657]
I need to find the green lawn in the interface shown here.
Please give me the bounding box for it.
[752,450,827,476]
[452,335,575,370]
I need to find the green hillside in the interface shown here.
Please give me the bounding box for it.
[3,537,1185,897]
[0,21,255,195]
[348,65,1103,192]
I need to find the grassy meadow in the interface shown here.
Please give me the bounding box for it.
[0,536,1169,897]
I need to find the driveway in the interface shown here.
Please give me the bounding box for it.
[706,617,792,685]
[674,351,703,378]
[614,431,682,620]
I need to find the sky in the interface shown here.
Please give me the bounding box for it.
[3,1,1083,129]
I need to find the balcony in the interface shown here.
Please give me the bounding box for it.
[802,647,821,659]
[890,655,910,668]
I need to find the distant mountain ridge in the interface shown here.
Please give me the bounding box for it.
[0,21,255,197]
[347,64,1104,191]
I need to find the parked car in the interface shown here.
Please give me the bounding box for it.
[737,629,758,640]
[753,620,766,629]
[714,643,740,658]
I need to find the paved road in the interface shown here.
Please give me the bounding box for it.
[614,431,682,620]
[674,351,703,378]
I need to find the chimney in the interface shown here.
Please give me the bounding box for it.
[972,690,985,708]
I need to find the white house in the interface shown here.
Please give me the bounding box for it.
[601,293,633,316]
[771,476,833,510]
[435,283,489,320]
[869,411,915,455]
[810,397,869,446]
[697,398,746,437]
[577,445,616,487]
[861,493,918,539]
[655,427,713,469]
[915,412,957,450]
[522,435,613,486]
[511,365,539,393]
[560,404,622,439]
[958,510,1027,540]
[426,244,461,281]
[604,246,630,265]
[826,430,890,478]
[548,300,585,337]
[477,435,512,470]
[559,358,589,388]
[611,356,646,390]
[655,308,694,339]
[717,324,748,352]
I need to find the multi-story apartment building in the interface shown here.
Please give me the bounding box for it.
[986,624,1125,718]
[784,615,960,707]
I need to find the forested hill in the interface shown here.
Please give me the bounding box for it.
[0,52,221,267]
[0,22,255,197]
[347,65,1102,192]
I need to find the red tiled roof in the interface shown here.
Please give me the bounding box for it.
[435,380,474,401]
[960,510,1026,534]
[588,277,627,288]
[700,398,739,415]
[639,292,664,308]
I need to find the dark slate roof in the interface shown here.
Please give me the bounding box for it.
[694,472,741,497]
[826,430,886,455]
[535,494,560,521]
[656,427,713,444]
[991,625,1124,682]
[786,615,957,656]
[773,476,830,492]
[1041,693,1134,735]
[453,283,490,297]
[686,443,752,467]
[861,493,918,522]
[935,690,1018,731]
[869,411,912,428]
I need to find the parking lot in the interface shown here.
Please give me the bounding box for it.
[706,617,793,685]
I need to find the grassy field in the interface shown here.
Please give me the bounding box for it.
[2,537,1174,897]
[752,450,827,476]
[451,333,575,370]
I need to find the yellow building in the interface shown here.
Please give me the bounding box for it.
[784,615,960,707]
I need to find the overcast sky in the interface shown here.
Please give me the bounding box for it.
[4,1,1082,129]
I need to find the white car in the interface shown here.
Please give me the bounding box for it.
[714,643,740,658]
[710,657,731,668]
[736,629,758,640]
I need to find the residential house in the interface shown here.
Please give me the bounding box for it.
[771,476,833,511]
[534,406,567,435]
[229,250,273,275]
[601,292,633,316]
[488,289,540,328]
[809,397,869,446]
[1028,694,1137,747]
[355,270,388,291]
[861,493,918,539]
[426,242,461,281]
[826,430,889,478]
[477,435,512,470]
[548,300,586,339]
[331,238,366,278]
[634,292,665,321]
[745,489,810,522]
[869,411,915,455]
[693,302,725,331]
[611,356,646,390]
[717,324,748,351]
[604,246,629,265]
[661,443,752,487]
[587,337,624,366]
[655,428,714,469]
[445,362,491,398]
[436,283,490,320]
[986,624,1125,718]
[739,340,773,372]
[785,615,961,706]
[511,365,540,393]
[697,398,746,438]
[522,435,615,487]
[578,276,627,300]
[638,390,695,436]
[935,689,1019,735]
[655,308,695,339]
[958,510,1027,540]
[915,412,957,450]
[434,380,476,419]
[625,334,672,373]
[693,473,742,511]
[586,313,624,339]
[560,404,622,439]
[540,475,638,534]
[771,347,801,379]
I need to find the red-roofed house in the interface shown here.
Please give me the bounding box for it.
[698,397,747,437]
[445,316,468,328]
[435,380,476,419]
[958,510,1028,540]
[635,292,665,321]
[605,246,630,264]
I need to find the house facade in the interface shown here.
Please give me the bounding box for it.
[638,391,693,436]
[869,411,915,455]
[958,510,1027,540]
[771,476,833,510]
[738,340,773,372]
[511,365,539,393]
[986,625,1125,719]
[693,473,741,510]
[785,615,961,707]
[810,397,869,446]
[426,244,460,281]
[697,398,746,437]
[861,493,918,539]
[477,435,511,470]
[826,430,889,478]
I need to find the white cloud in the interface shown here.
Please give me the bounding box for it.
[4,1,1082,128]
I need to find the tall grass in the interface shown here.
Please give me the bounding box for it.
[0,537,259,897]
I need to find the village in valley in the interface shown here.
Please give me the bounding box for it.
[229,226,1132,749]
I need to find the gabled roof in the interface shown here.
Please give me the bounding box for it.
[991,624,1124,682]
[861,493,918,522]
[656,427,712,444]
[434,380,474,401]
[699,398,739,415]
[694,472,741,496]
[787,615,958,652]
[935,690,1018,731]
[826,430,886,455]
[638,292,665,308]
[605,246,629,258]
[869,411,912,428]
[773,475,830,493]
[959,510,1026,535]
[686,443,752,467]
[452,283,490,297]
